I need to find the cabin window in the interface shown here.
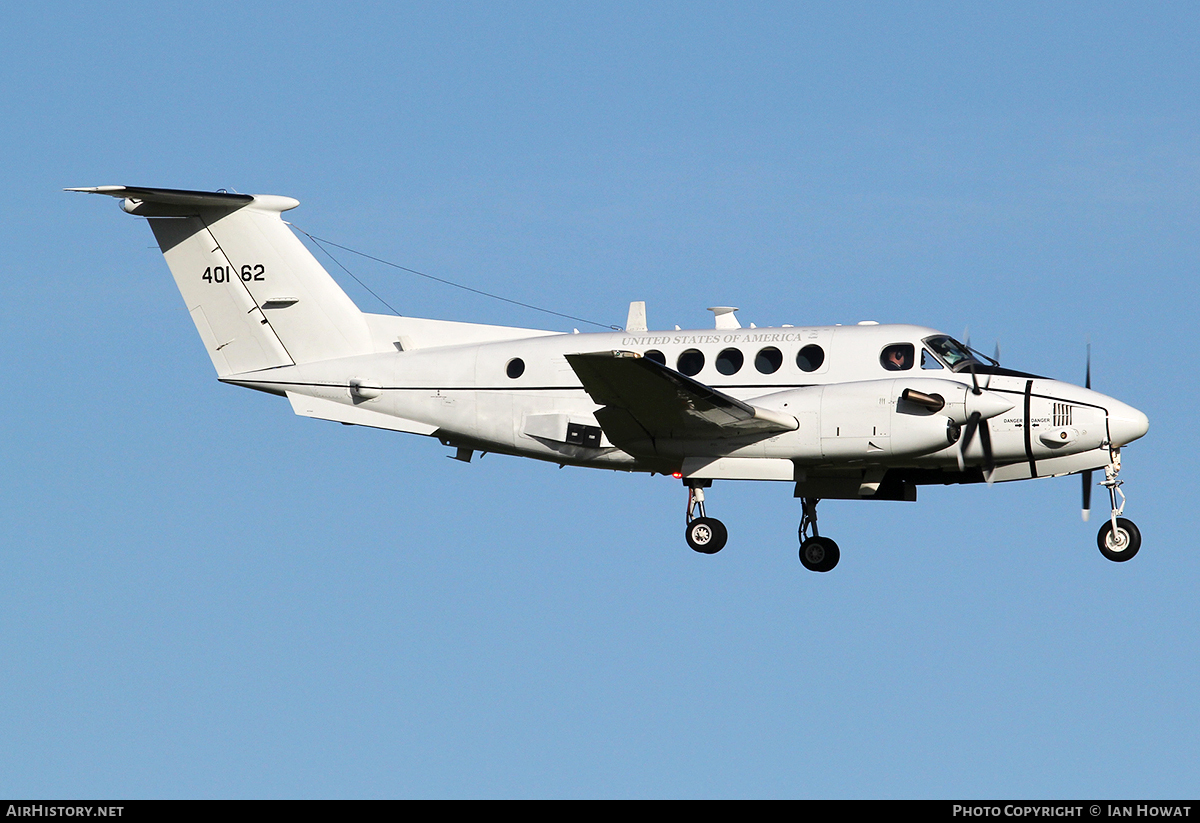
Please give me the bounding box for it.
[796,344,825,372]
[881,344,915,371]
[677,349,705,376]
[644,349,666,366]
[755,346,783,374]
[506,358,525,378]
[715,348,744,375]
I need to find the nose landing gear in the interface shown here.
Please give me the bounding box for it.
[798,497,839,572]
[1096,448,1141,562]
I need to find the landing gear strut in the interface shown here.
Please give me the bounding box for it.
[1096,448,1141,562]
[797,497,839,572]
[685,481,727,554]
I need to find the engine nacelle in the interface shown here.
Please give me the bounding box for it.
[751,378,1012,461]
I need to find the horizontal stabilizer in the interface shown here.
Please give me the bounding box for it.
[66,186,255,208]
[287,392,437,436]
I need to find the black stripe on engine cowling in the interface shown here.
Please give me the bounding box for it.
[1024,379,1037,478]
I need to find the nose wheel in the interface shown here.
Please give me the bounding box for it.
[1097,517,1141,562]
[798,497,839,572]
[684,481,727,554]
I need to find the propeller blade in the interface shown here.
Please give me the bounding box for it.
[958,411,980,472]
[993,341,1001,365]
[1082,344,1093,518]
[1082,469,1092,521]
[979,415,995,482]
[957,411,995,481]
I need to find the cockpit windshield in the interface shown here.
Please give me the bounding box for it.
[923,335,983,372]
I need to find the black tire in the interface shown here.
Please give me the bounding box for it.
[799,536,840,572]
[686,517,728,554]
[1097,517,1141,562]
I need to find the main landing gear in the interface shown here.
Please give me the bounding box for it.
[798,497,839,572]
[1096,448,1142,563]
[682,483,840,571]
[684,481,727,554]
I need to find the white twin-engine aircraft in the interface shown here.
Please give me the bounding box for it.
[71,186,1150,571]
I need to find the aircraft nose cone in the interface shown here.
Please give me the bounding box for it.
[1108,400,1149,446]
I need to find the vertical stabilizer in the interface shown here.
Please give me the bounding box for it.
[69,186,373,377]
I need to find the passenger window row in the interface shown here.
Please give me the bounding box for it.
[505,342,925,379]
[645,344,827,377]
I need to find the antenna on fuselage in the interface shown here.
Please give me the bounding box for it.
[626,301,648,332]
[708,307,741,330]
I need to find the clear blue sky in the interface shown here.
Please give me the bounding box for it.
[2,1,1197,798]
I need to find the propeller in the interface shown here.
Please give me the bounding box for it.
[957,411,996,480]
[964,337,999,396]
[1082,341,1092,521]
[953,379,1012,478]
[947,328,1009,479]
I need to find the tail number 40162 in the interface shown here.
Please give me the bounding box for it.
[203,264,265,283]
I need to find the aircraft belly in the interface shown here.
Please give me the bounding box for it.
[682,456,795,481]
[989,447,1110,483]
[388,389,478,435]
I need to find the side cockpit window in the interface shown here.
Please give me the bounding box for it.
[922,335,980,371]
[921,349,943,370]
[881,343,915,371]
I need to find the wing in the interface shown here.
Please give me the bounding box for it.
[565,351,797,454]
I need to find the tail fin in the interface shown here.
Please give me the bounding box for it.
[69,186,372,376]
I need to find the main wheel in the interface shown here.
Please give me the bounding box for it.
[799,536,840,572]
[1097,517,1141,562]
[686,517,728,554]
